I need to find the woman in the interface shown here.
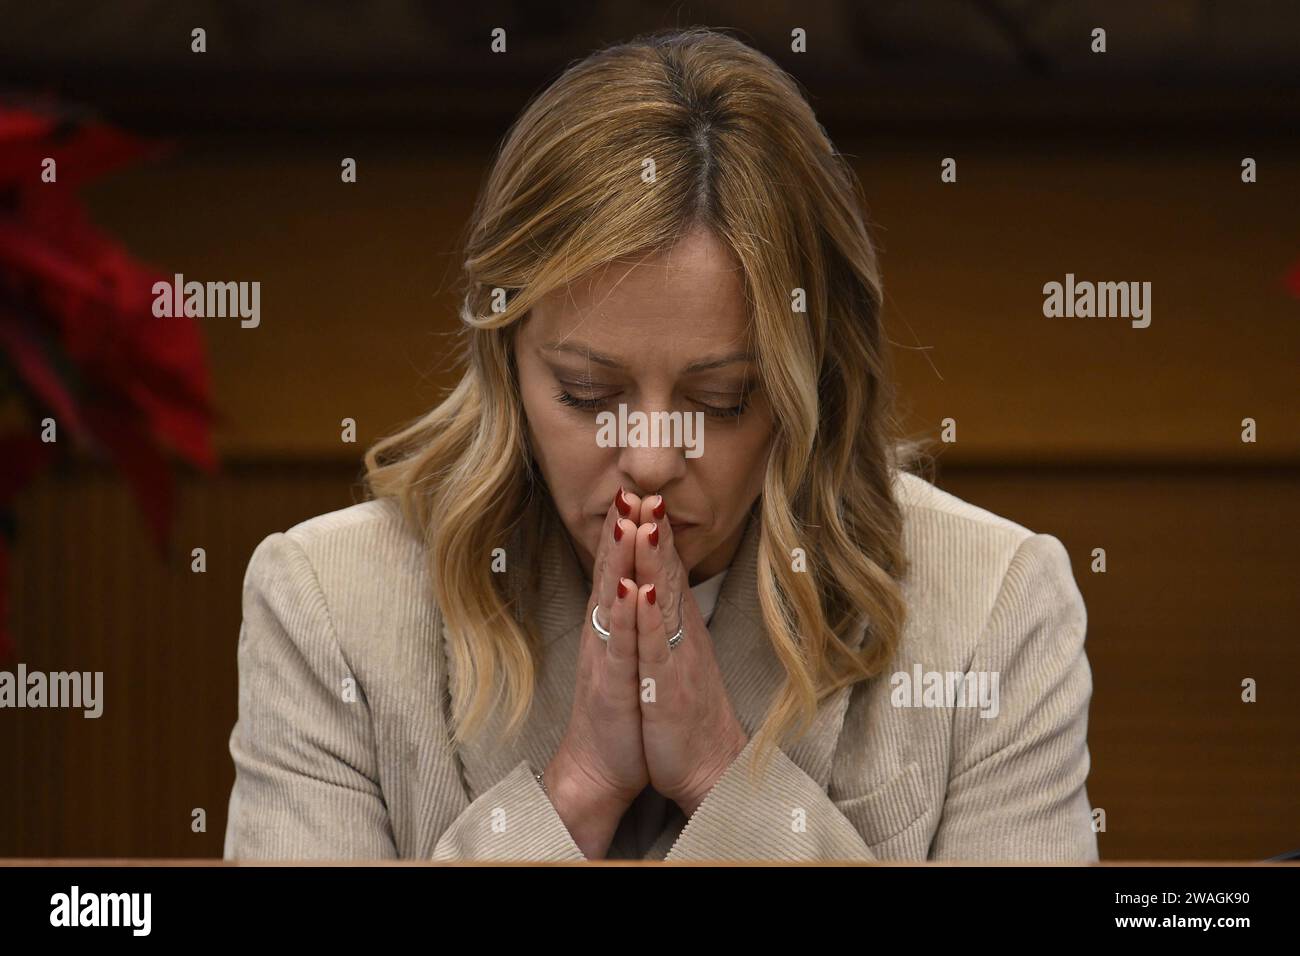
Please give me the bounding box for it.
[223,27,1098,862]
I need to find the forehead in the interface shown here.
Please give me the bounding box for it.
[524,229,751,355]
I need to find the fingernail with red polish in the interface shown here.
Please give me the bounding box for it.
[646,584,657,606]
[614,520,624,542]
[652,496,666,520]
[648,523,659,547]
[617,579,628,599]
[615,486,631,517]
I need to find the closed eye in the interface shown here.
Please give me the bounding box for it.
[553,389,748,420]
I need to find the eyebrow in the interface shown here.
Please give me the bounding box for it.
[541,341,754,373]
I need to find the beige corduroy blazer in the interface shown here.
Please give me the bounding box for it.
[222,470,1099,862]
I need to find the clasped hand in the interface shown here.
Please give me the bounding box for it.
[547,487,749,855]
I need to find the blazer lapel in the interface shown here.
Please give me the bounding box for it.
[442,499,869,838]
[699,506,869,790]
[441,499,589,798]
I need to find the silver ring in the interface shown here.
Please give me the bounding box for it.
[667,622,684,650]
[591,603,611,641]
[594,602,684,648]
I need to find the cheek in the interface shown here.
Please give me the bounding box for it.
[520,383,602,502]
[703,419,772,507]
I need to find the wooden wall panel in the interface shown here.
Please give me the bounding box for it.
[0,463,364,857]
[80,138,1300,464]
[940,466,1300,860]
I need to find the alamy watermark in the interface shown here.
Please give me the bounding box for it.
[596,403,705,459]
[49,885,150,936]
[890,663,1000,718]
[152,273,260,328]
[0,664,103,718]
[1042,273,1151,328]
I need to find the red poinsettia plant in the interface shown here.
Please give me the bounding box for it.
[0,97,217,662]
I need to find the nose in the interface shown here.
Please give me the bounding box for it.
[616,413,689,498]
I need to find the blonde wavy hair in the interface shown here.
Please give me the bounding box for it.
[364,26,929,780]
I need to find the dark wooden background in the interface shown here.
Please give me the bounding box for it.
[1,1,1297,859]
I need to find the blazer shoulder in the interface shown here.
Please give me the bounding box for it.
[243,497,434,650]
[242,498,420,581]
[890,471,1075,653]
[280,496,417,546]
[894,470,1035,542]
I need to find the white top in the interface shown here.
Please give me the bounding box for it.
[690,567,728,625]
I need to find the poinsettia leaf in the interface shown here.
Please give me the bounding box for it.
[80,401,175,553]
[0,433,56,507]
[0,101,173,187]
[1285,258,1300,299]
[0,304,87,433]
[0,99,212,563]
